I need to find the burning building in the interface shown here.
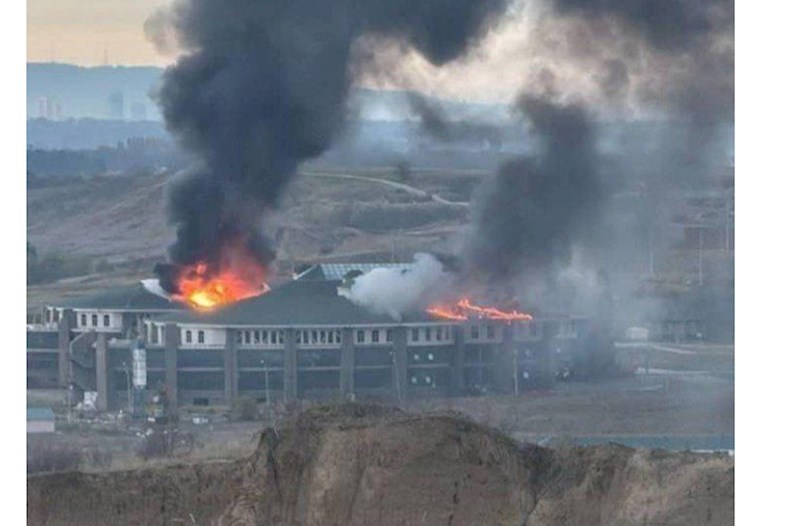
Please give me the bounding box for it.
[28,262,591,412]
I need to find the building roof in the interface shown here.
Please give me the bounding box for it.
[27,407,55,421]
[156,278,437,327]
[60,283,186,311]
[295,262,411,282]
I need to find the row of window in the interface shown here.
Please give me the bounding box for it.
[185,330,206,344]
[237,330,288,346]
[409,326,452,343]
[465,324,499,341]
[78,312,111,328]
[148,323,569,348]
[44,309,61,324]
[355,329,391,345]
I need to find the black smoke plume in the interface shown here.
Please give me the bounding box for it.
[150,0,508,291]
[464,94,599,286]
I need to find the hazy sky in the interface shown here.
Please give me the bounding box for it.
[28,0,172,66]
[26,0,543,103]
[26,0,731,114]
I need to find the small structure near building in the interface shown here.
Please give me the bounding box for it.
[27,407,56,434]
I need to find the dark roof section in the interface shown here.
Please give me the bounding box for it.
[156,279,437,327]
[62,283,186,311]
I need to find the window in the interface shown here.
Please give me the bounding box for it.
[278,331,285,344]
[335,330,341,344]
[371,330,380,343]
[357,330,365,343]
[486,325,495,339]
[470,325,480,339]
[103,314,110,327]
[312,330,319,344]
[302,331,309,344]
[386,329,393,342]
[198,330,205,344]
[46,310,52,323]
[80,314,87,326]
[185,330,192,344]
[244,331,251,344]
[270,331,277,345]
[236,331,243,344]
[91,314,98,327]
[254,330,261,344]
[411,328,419,342]
[435,327,442,341]
[425,327,431,341]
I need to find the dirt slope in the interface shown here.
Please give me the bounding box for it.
[27,405,733,526]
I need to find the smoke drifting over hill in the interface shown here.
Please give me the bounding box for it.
[147,0,733,321]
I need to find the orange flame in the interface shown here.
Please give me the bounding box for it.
[426,297,533,322]
[173,245,269,310]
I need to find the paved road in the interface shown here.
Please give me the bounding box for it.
[303,171,471,207]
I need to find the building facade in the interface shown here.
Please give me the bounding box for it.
[27,264,591,412]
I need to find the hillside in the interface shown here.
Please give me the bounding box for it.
[26,168,482,308]
[27,404,734,526]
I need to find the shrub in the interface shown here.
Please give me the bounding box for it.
[232,397,258,422]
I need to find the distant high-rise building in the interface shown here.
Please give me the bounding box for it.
[36,97,62,120]
[36,97,48,119]
[47,98,62,120]
[130,102,147,121]
[107,91,125,120]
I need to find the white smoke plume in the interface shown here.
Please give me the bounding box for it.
[343,253,452,321]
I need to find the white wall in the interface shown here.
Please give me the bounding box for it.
[406,325,456,347]
[74,310,124,332]
[180,326,226,347]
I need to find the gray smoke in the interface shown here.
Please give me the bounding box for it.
[542,0,733,126]
[464,94,599,289]
[343,253,452,320]
[149,0,509,291]
[461,0,733,298]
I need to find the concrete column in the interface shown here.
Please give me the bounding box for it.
[452,325,465,396]
[392,327,408,402]
[283,328,298,402]
[164,323,179,416]
[492,323,515,394]
[95,333,110,411]
[540,320,557,388]
[339,329,355,398]
[57,309,75,387]
[224,329,239,406]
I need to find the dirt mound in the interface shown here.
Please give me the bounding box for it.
[27,404,733,525]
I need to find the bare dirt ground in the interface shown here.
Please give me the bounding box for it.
[27,343,734,475]
[28,404,734,526]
